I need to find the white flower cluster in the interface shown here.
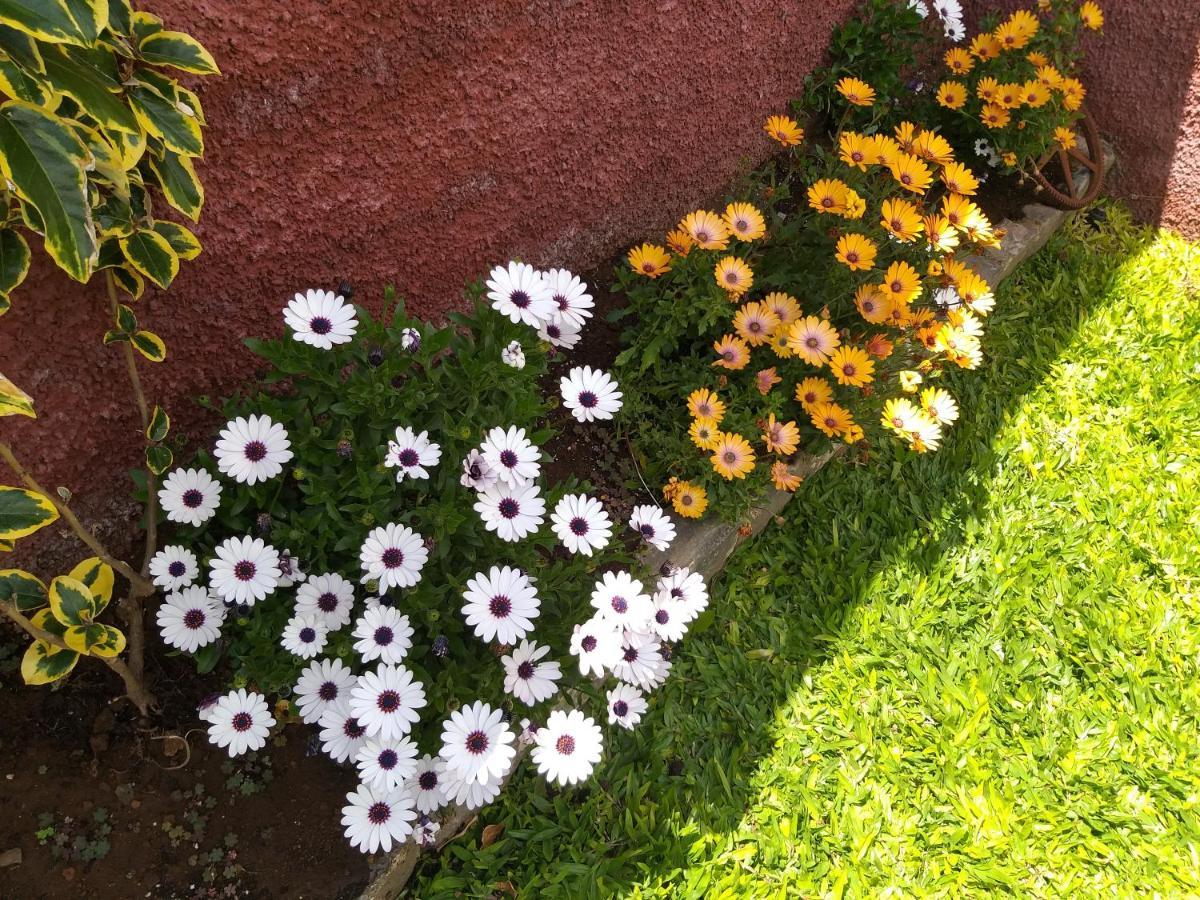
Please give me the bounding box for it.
[910,0,964,42]
[158,282,701,855]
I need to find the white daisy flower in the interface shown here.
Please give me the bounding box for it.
[156,585,225,653]
[480,425,540,487]
[439,700,516,786]
[607,683,648,730]
[460,449,499,492]
[400,327,421,352]
[206,689,275,758]
[909,0,928,17]
[283,288,358,349]
[628,505,676,551]
[359,523,428,591]
[209,536,281,606]
[536,317,582,349]
[654,567,709,623]
[319,704,370,763]
[612,631,670,691]
[542,267,594,330]
[157,468,221,527]
[474,481,545,542]
[569,615,623,677]
[352,606,414,664]
[560,366,622,423]
[276,549,306,588]
[932,0,962,23]
[649,597,689,642]
[944,19,965,41]
[550,494,612,556]
[486,261,556,328]
[214,414,293,485]
[294,572,356,631]
[197,692,222,724]
[501,340,526,369]
[149,545,199,591]
[461,566,540,645]
[590,570,653,631]
[349,663,427,741]
[341,783,416,854]
[933,286,962,309]
[501,640,561,706]
[532,709,603,786]
[413,816,440,848]
[280,614,329,659]
[356,736,420,792]
[294,657,357,725]
[384,427,442,481]
[408,754,449,814]
[440,766,504,810]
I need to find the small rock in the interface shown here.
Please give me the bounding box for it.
[62,867,76,881]
[0,848,22,868]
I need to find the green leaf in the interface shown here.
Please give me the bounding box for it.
[0,228,30,296]
[146,149,202,221]
[48,574,97,626]
[0,0,89,46]
[102,329,127,344]
[70,119,129,198]
[0,101,95,281]
[115,301,136,332]
[0,567,46,611]
[40,45,139,135]
[66,556,112,609]
[62,0,106,44]
[130,10,161,45]
[120,228,176,288]
[151,220,199,260]
[111,263,142,298]
[21,636,78,684]
[138,30,218,75]
[0,23,45,72]
[146,404,169,441]
[64,621,125,656]
[128,80,201,157]
[0,54,53,105]
[144,442,171,474]
[131,329,165,362]
[0,485,58,542]
[106,0,130,36]
[0,370,34,417]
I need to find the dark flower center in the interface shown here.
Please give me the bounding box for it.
[318,681,339,701]
[846,252,859,263]
[822,198,834,209]
[182,488,204,508]
[547,324,561,339]
[381,548,404,569]
[489,595,512,618]
[656,609,669,625]
[367,802,391,825]
[517,660,535,679]
[569,517,589,536]
[169,561,187,577]
[842,364,857,377]
[610,596,628,614]
[183,608,206,629]
[317,592,339,612]
[419,770,438,790]
[465,730,489,754]
[378,749,399,770]
[554,294,568,310]
[806,337,819,348]
[234,560,257,581]
[310,316,332,335]
[623,647,638,662]
[510,290,530,309]
[695,230,710,242]
[555,734,576,755]
[498,498,520,519]
[345,718,366,738]
[613,700,629,717]
[670,588,684,599]
[642,263,654,273]
[723,451,737,465]
[640,524,655,538]
[243,441,267,462]
[231,712,253,732]
[398,448,420,467]
[299,627,317,643]
[499,449,518,468]
[578,391,598,408]
[377,690,401,713]
[374,626,394,646]
[581,635,597,652]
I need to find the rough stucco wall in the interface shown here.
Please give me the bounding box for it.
[1,1,857,567]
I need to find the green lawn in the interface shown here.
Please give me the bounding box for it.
[411,205,1200,898]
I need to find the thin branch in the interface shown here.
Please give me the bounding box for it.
[0,442,155,595]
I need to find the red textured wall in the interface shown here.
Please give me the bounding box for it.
[2,1,858,567]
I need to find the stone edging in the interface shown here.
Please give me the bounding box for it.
[358,143,1115,899]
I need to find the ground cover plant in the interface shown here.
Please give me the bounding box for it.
[407,207,1200,897]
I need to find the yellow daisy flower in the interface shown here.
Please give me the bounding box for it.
[687,387,726,423]
[714,256,753,295]
[890,153,934,194]
[764,114,804,147]
[898,369,923,393]
[761,414,800,456]
[944,48,974,75]
[756,367,782,395]
[836,76,876,106]
[710,432,756,480]
[787,315,841,366]
[829,345,875,387]
[666,227,693,257]
[724,202,766,242]
[1027,51,1050,68]
[1036,65,1063,90]
[628,243,671,278]
[956,271,995,316]
[996,82,1024,110]
[689,417,720,450]
[1080,1,1103,30]
[937,81,967,110]
[980,104,1012,129]
[894,121,919,153]
[1060,78,1086,111]
[880,197,925,242]
[839,131,872,170]
[924,214,960,254]
[1054,126,1077,150]
[976,77,1001,103]
[913,131,955,166]
[941,193,986,232]
[941,162,980,195]
[733,300,780,346]
[866,134,901,166]
[879,260,923,306]
[881,397,924,433]
[865,332,894,359]
[843,189,867,220]
[712,334,751,370]
[921,387,959,425]
[795,377,833,409]
[764,292,802,327]
[855,285,892,324]
[771,461,802,492]
[670,481,708,519]
[835,233,878,272]
[681,209,730,250]
[809,401,853,438]
[970,33,1002,61]
[808,178,849,215]
[1023,80,1052,108]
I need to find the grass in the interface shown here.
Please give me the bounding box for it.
[409,205,1200,898]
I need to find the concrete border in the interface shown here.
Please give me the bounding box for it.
[358,144,1115,899]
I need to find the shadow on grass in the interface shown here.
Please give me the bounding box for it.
[407,205,1157,898]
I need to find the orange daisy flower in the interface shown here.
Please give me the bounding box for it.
[712,334,751,370]
[627,243,671,278]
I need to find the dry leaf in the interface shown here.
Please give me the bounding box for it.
[480,823,505,848]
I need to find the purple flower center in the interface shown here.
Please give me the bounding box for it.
[398,448,420,467]
[310,316,332,335]
[655,609,669,625]
[510,290,530,309]
[670,588,683,599]
[623,647,638,662]
[499,449,518,469]
[231,712,253,732]
[498,498,520,519]
[489,595,512,618]
[555,294,568,310]
[345,718,366,739]
[234,560,257,581]
[517,660,535,679]
[367,802,391,825]
[182,488,204,508]
[640,524,655,538]
[374,626,394,647]
[555,734,576,755]
[613,700,629,717]
[299,627,317,643]
[419,770,438,790]
[243,440,267,462]
[546,324,561,339]
[581,635,597,652]
[183,608,205,629]
[570,517,589,536]
[578,391,598,408]
[377,690,401,713]
[610,596,628,614]
[318,681,339,701]
[465,730,489,754]
[169,561,186,577]
[317,592,339,612]
[378,749,399,770]
[381,548,404,569]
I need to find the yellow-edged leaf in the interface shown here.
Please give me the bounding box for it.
[109,126,145,170]
[21,637,78,684]
[138,30,218,75]
[0,54,54,105]
[67,557,113,609]
[0,370,34,417]
[48,573,97,626]
[0,567,45,611]
[0,227,31,297]
[64,621,125,656]
[112,263,142,299]
[40,45,139,135]
[146,403,169,442]
[151,220,199,260]
[120,227,176,288]
[147,149,202,221]
[128,80,201,157]
[145,443,171,473]
[0,0,90,46]
[0,485,58,541]
[131,329,165,362]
